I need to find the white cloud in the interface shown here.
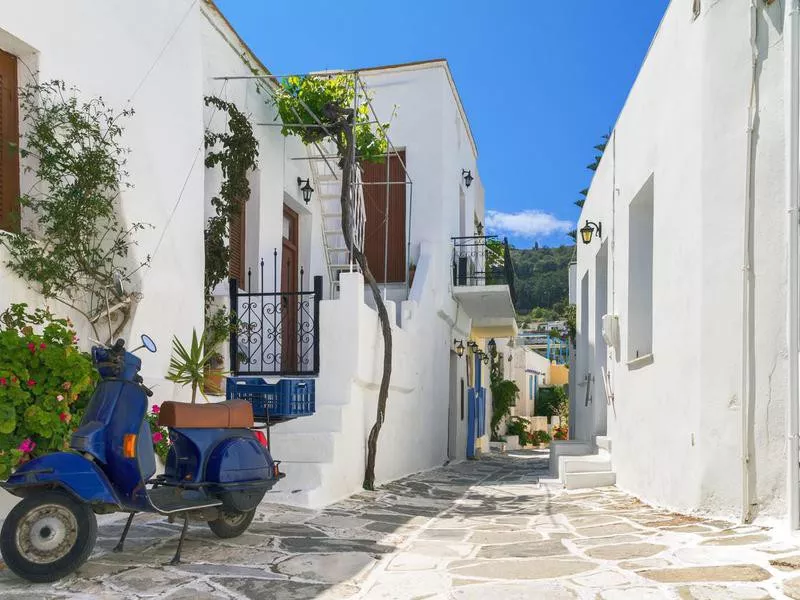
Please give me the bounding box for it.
[485,209,572,238]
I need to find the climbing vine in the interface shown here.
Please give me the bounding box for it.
[203,95,259,301]
[273,75,388,163]
[273,74,392,490]
[1,80,148,342]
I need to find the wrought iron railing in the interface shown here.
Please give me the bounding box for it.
[451,235,517,304]
[229,253,322,376]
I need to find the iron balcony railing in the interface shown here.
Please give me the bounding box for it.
[229,252,322,377]
[451,235,517,305]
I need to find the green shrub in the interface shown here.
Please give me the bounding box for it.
[0,304,97,478]
[532,430,552,445]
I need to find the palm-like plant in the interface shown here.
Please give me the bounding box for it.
[165,328,221,403]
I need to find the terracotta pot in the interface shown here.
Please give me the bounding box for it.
[204,365,224,395]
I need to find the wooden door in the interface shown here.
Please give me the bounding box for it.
[0,49,19,233]
[362,151,406,283]
[281,206,299,372]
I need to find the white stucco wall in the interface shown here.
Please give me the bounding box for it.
[0,0,207,392]
[574,0,787,521]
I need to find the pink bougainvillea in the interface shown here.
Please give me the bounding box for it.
[18,439,36,453]
[152,432,164,443]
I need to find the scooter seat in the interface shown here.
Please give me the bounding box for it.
[158,400,254,429]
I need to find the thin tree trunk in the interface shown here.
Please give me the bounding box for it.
[325,103,393,491]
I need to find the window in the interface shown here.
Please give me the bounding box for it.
[0,48,20,233]
[229,199,246,286]
[627,175,654,360]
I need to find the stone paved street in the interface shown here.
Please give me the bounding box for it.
[3,451,800,599]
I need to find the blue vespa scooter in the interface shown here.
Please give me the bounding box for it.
[0,335,282,583]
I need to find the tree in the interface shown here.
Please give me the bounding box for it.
[273,75,391,490]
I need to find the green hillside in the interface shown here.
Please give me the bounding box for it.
[511,244,575,316]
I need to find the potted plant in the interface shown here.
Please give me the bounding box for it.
[408,262,417,287]
[202,308,233,395]
[532,430,552,449]
[553,425,569,440]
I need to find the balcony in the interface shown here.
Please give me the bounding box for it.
[451,236,518,337]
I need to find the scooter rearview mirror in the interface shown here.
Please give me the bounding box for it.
[140,335,157,353]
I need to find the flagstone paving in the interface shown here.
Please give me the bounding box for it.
[2,450,800,598]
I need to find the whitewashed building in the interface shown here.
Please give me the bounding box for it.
[570,0,800,528]
[0,0,517,512]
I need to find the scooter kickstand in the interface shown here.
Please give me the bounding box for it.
[113,512,136,553]
[169,514,190,565]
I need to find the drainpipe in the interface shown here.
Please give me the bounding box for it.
[786,0,800,532]
[741,0,759,525]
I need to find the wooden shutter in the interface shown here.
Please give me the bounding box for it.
[362,151,406,283]
[229,200,246,287]
[0,49,20,233]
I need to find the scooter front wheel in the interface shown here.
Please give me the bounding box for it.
[0,489,97,583]
[207,508,256,539]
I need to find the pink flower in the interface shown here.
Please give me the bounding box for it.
[39,343,46,350]
[0,378,6,386]
[27,342,36,353]
[26,379,35,387]
[57,394,64,401]
[151,404,160,415]
[72,335,79,344]
[18,439,36,453]
[59,412,71,423]
[152,432,163,443]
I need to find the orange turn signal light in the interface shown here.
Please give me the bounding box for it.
[123,434,137,458]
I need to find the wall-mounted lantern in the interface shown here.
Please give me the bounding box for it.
[508,352,513,362]
[467,340,479,352]
[482,353,490,365]
[297,177,314,205]
[580,220,602,245]
[488,338,497,357]
[454,339,465,357]
[462,169,474,188]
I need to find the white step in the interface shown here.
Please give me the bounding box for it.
[596,436,612,452]
[549,440,593,476]
[563,471,617,490]
[270,405,343,434]
[561,455,612,474]
[269,462,323,491]
[269,432,335,463]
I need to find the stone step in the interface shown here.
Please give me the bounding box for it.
[563,470,617,490]
[561,455,612,474]
[596,436,612,452]
[269,431,336,463]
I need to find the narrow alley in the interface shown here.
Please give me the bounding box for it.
[2,452,798,599]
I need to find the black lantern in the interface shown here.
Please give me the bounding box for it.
[580,220,602,244]
[462,169,474,188]
[297,177,314,205]
[454,339,465,357]
[467,340,478,352]
[488,338,497,357]
[482,354,490,365]
[508,352,513,362]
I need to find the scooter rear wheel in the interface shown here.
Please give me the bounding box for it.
[207,508,256,539]
[0,489,97,583]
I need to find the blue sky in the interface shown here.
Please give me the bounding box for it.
[215,0,669,249]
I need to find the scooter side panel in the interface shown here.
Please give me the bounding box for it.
[206,435,273,484]
[2,452,120,506]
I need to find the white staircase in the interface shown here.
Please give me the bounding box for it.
[307,143,366,297]
[265,401,364,508]
[549,436,616,490]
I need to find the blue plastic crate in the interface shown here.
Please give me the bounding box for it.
[226,377,316,421]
